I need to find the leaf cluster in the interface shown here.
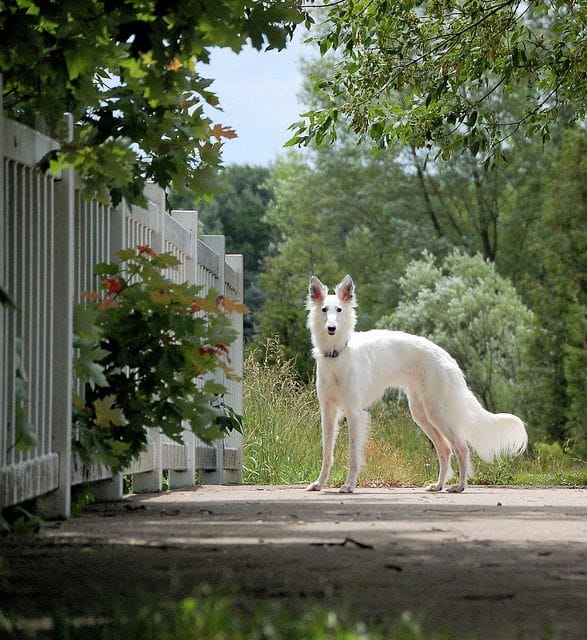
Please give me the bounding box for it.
[289,0,586,162]
[73,246,246,472]
[0,0,311,204]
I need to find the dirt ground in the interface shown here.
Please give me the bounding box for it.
[1,485,586,639]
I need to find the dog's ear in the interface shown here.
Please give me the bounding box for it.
[308,276,328,304]
[335,275,355,304]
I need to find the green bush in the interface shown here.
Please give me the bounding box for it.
[377,251,535,416]
[73,246,245,472]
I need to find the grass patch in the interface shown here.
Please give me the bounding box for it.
[475,441,587,487]
[0,596,450,640]
[242,341,436,487]
[243,342,586,488]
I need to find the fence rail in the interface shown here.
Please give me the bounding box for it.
[0,100,244,517]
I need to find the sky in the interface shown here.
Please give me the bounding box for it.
[203,30,314,166]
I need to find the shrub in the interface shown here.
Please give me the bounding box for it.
[377,251,534,416]
[73,246,245,472]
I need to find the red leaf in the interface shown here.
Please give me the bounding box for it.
[137,244,157,257]
[102,277,124,295]
[211,123,238,142]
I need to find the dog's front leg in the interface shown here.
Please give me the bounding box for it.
[307,401,340,491]
[340,409,369,493]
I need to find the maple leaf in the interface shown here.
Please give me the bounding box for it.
[192,295,222,314]
[102,277,124,295]
[211,123,238,142]
[137,244,156,257]
[181,96,200,110]
[81,290,100,302]
[93,395,127,428]
[150,289,171,304]
[222,296,248,314]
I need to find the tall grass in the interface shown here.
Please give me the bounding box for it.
[243,340,437,487]
[243,340,586,488]
[242,340,323,485]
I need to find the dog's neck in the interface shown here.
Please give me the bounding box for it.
[311,327,354,360]
[322,341,349,358]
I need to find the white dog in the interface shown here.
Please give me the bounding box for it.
[306,275,528,493]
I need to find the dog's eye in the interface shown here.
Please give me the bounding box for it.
[336,307,342,313]
[321,307,327,313]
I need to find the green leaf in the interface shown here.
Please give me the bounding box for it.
[95,262,120,277]
[203,380,228,396]
[117,248,137,261]
[75,358,108,389]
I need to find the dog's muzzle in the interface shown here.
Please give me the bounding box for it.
[327,326,336,335]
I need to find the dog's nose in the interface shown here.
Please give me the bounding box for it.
[327,325,336,335]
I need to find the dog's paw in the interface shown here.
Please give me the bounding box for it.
[425,483,443,492]
[306,482,322,492]
[446,485,465,493]
[339,484,354,494]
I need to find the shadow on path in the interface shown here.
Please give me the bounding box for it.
[1,486,585,639]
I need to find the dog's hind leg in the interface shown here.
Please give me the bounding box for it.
[307,400,340,491]
[407,394,453,492]
[446,438,472,493]
[340,408,369,493]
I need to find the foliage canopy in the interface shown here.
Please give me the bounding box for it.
[290,0,587,162]
[0,0,310,204]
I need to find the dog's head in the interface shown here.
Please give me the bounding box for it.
[307,275,357,339]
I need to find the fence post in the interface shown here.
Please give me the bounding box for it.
[224,253,244,484]
[36,114,75,518]
[200,235,226,484]
[132,429,163,493]
[168,429,196,489]
[169,210,198,262]
[170,211,198,488]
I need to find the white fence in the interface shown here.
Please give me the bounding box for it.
[0,106,244,518]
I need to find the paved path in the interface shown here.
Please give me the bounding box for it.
[1,485,586,638]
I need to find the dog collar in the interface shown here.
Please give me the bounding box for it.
[322,341,348,358]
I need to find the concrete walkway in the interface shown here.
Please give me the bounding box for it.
[1,485,586,638]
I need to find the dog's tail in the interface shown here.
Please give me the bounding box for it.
[460,390,528,462]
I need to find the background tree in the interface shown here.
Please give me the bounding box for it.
[256,46,585,450]
[290,0,587,162]
[0,0,310,204]
[519,128,587,453]
[257,138,451,376]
